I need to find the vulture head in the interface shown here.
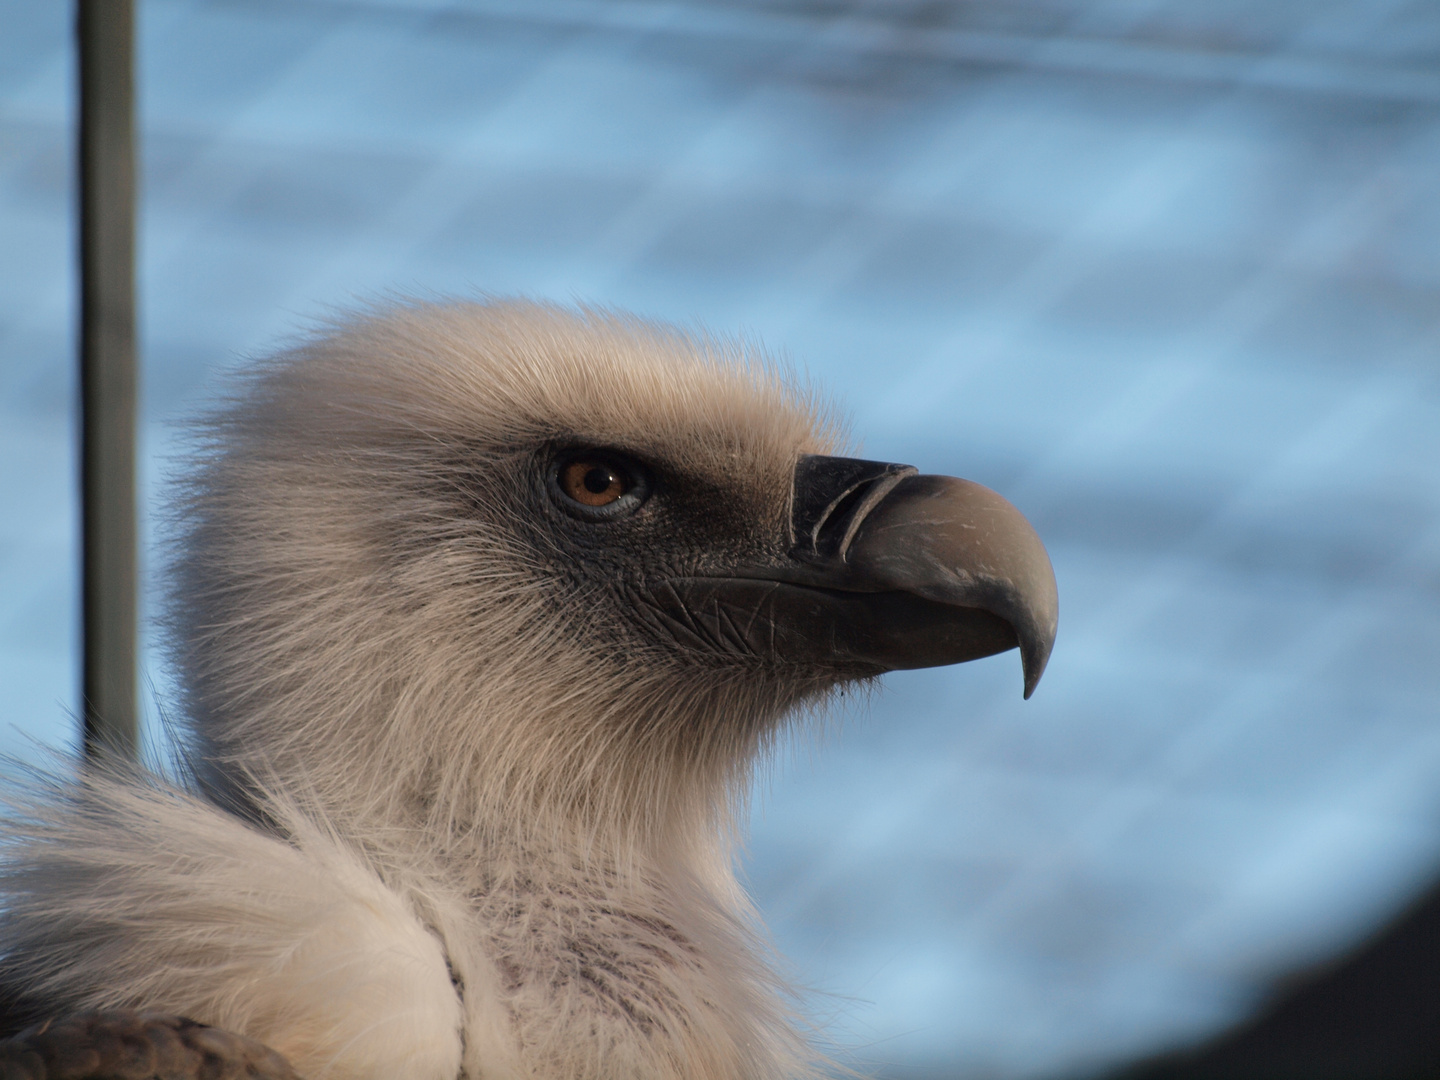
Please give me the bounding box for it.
[173,300,1055,853]
[0,299,1056,1080]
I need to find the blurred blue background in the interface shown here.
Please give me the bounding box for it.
[2,1,1439,1076]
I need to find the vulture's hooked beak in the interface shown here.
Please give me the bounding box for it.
[648,455,1059,697]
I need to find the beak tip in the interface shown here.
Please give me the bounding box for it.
[1021,658,1043,700]
[1019,617,1057,700]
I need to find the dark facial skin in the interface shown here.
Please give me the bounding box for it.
[502,442,1058,698]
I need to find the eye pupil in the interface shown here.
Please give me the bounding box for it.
[583,467,614,495]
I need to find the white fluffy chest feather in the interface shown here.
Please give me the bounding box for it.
[0,776,803,1080]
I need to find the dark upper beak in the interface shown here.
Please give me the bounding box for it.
[642,455,1058,697]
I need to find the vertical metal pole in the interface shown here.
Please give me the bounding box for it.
[78,0,138,760]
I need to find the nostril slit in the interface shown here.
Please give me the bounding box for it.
[791,455,918,560]
[811,482,874,556]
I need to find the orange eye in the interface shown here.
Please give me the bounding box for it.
[560,459,628,507]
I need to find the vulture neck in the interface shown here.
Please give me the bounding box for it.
[194,683,818,1080]
[197,672,800,891]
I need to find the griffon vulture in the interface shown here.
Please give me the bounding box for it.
[0,300,1056,1080]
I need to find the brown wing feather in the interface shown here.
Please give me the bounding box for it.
[0,1011,300,1080]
